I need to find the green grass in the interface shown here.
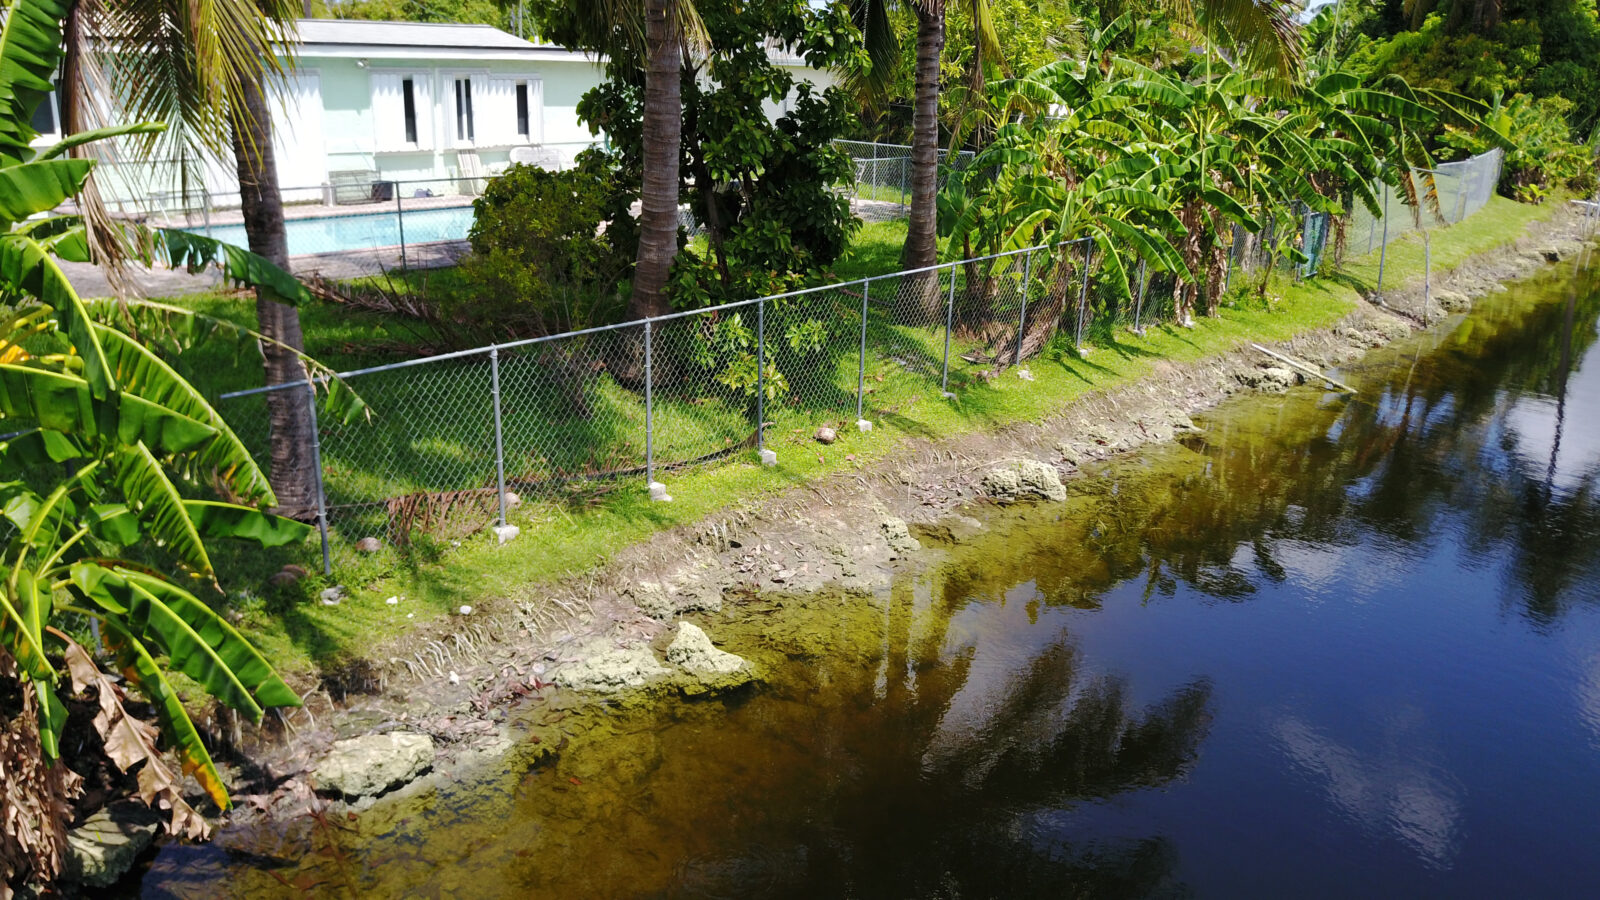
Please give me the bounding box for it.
[181,197,1567,677]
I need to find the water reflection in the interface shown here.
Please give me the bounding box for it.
[144,263,1600,897]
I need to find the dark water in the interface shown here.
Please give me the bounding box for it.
[147,259,1600,898]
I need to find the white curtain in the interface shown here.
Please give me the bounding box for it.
[478,76,542,147]
[371,72,432,152]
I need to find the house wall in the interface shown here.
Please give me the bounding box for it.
[86,48,840,212]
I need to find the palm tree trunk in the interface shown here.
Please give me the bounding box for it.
[902,2,946,318]
[632,0,683,321]
[232,70,317,516]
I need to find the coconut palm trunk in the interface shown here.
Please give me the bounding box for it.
[232,70,318,516]
[632,0,683,321]
[903,2,944,275]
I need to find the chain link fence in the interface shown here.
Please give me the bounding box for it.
[219,239,1116,572]
[210,148,1511,574]
[833,140,977,211]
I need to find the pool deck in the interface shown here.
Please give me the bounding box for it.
[60,197,908,299]
[134,190,480,231]
[60,238,469,300]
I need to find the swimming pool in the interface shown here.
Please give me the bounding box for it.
[191,205,476,257]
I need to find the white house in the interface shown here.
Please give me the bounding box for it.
[63,20,608,207]
[63,19,838,209]
[34,19,840,263]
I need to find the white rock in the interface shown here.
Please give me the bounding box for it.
[312,732,435,800]
[493,524,520,544]
[981,459,1067,503]
[458,605,473,616]
[385,596,399,606]
[857,419,873,433]
[666,622,751,678]
[554,642,670,693]
[448,670,460,685]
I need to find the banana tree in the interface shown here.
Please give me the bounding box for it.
[0,0,331,886]
[941,46,1190,360]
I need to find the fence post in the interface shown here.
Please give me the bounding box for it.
[489,347,507,528]
[756,297,766,454]
[1423,231,1432,319]
[856,277,871,422]
[1013,249,1034,366]
[1376,186,1390,297]
[395,182,407,271]
[900,159,908,212]
[1075,242,1094,351]
[941,264,956,395]
[644,320,655,491]
[1133,259,1148,335]
[1455,167,1469,223]
[303,380,331,576]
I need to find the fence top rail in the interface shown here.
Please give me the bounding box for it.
[217,239,1091,400]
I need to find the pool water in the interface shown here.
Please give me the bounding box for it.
[191,205,476,257]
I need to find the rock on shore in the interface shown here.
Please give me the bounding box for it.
[554,641,670,692]
[666,622,754,695]
[312,732,436,800]
[981,459,1067,503]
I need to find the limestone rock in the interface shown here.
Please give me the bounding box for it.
[554,641,669,693]
[666,622,754,695]
[354,537,382,554]
[815,426,837,445]
[61,803,162,888]
[628,579,722,620]
[879,517,921,555]
[312,732,435,800]
[1239,366,1298,393]
[1373,316,1411,342]
[981,459,1067,503]
[1432,289,1471,312]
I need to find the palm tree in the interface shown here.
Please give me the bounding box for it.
[62,0,320,515]
[850,0,1000,279]
[529,0,704,322]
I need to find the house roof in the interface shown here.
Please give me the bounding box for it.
[296,19,543,51]
[291,19,592,62]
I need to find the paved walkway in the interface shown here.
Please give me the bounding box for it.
[60,239,469,300]
[61,200,907,300]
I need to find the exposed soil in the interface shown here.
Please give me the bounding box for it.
[191,204,1600,841]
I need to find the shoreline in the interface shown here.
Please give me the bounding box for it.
[198,204,1598,830]
[44,202,1592,893]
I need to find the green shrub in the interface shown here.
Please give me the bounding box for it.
[453,152,629,338]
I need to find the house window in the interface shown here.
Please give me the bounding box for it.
[454,78,475,143]
[401,77,418,145]
[515,82,530,141]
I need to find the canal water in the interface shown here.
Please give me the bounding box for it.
[146,258,1600,898]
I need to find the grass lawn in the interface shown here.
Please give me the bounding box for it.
[176,196,1564,677]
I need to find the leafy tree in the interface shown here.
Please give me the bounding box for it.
[1444,92,1596,196]
[565,0,861,308]
[454,153,630,338]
